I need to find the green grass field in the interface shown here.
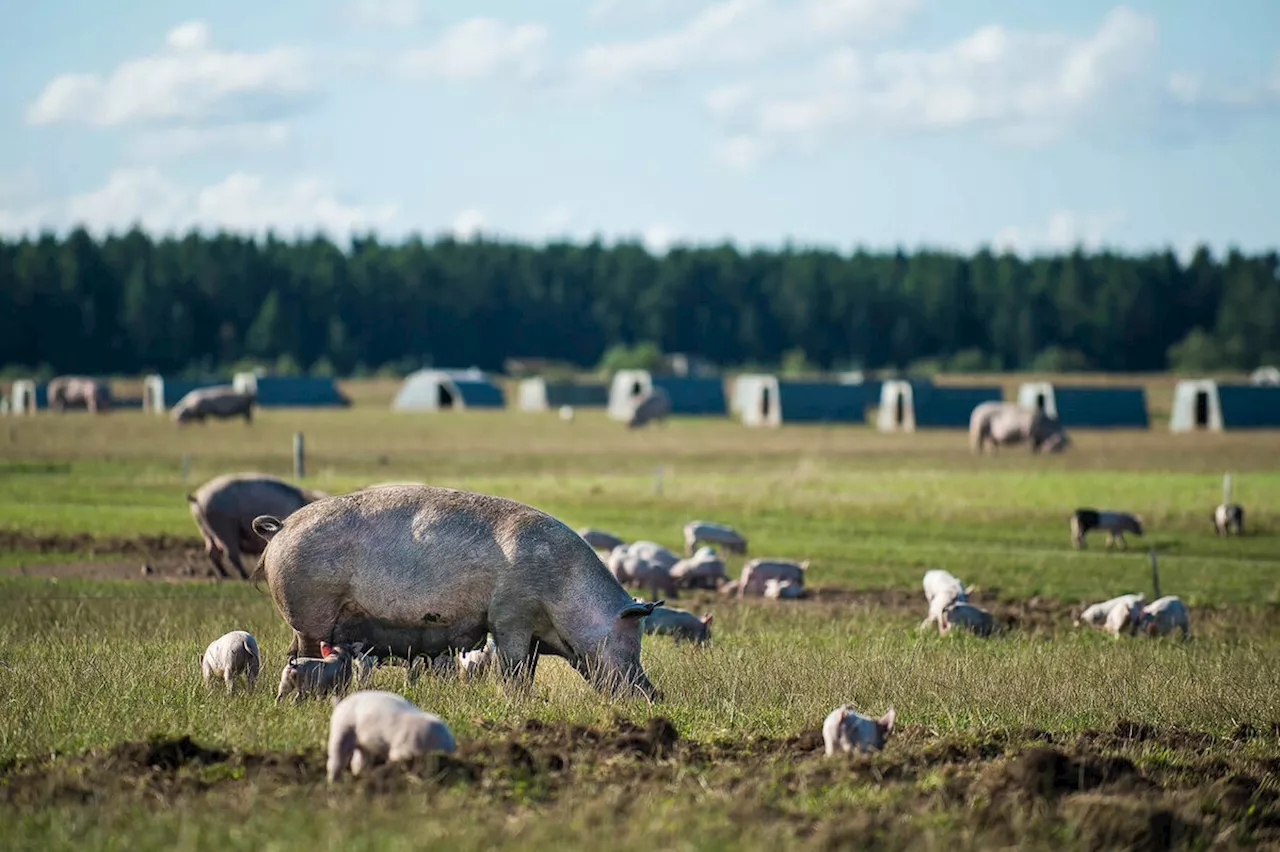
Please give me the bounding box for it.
[2,391,1279,850]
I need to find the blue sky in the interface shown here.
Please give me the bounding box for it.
[1,0,1278,257]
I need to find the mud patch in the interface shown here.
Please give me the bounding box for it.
[3,718,1279,847]
[0,529,230,580]
[976,746,1147,802]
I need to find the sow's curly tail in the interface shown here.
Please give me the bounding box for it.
[248,516,285,591]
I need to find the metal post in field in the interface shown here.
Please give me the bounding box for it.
[180,453,189,479]
[294,432,305,479]
[1148,548,1160,600]
[654,463,664,495]
[1223,472,1232,504]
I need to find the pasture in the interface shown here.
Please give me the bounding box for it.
[2,387,1280,850]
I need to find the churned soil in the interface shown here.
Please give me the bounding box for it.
[3,717,1279,848]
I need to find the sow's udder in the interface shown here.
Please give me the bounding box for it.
[331,613,489,660]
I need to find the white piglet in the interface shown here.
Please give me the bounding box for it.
[822,705,897,755]
[327,690,457,781]
[1076,593,1145,630]
[920,569,969,632]
[200,630,261,693]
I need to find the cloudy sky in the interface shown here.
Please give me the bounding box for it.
[1,0,1278,256]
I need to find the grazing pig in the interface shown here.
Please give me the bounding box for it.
[253,484,664,701]
[764,578,804,599]
[1213,503,1244,536]
[969,401,1069,454]
[1075,593,1146,629]
[737,558,809,597]
[670,546,729,590]
[327,690,456,781]
[682,520,748,556]
[47,376,111,414]
[641,605,713,646]
[187,472,327,580]
[628,387,671,429]
[1070,509,1144,550]
[822,705,897,755]
[1103,596,1145,638]
[579,527,626,552]
[621,551,681,601]
[939,602,995,637]
[275,644,359,703]
[626,540,681,570]
[170,385,255,425]
[200,630,261,693]
[1139,596,1191,639]
[919,569,969,632]
[608,540,682,599]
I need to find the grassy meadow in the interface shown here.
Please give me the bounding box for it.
[2,381,1280,850]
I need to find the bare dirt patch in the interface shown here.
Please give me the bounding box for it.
[1,530,219,580]
[4,716,1279,848]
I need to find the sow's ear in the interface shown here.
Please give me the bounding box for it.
[620,600,663,619]
[879,707,897,733]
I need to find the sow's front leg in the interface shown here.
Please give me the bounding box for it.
[491,627,539,693]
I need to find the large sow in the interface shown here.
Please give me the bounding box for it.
[253,484,662,700]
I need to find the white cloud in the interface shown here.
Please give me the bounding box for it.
[573,0,917,92]
[399,18,549,81]
[450,208,487,239]
[347,0,425,29]
[130,122,291,159]
[26,21,312,128]
[642,222,677,254]
[166,21,211,51]
[708,5,1159,166]
[994,209,1127,256]
[0,169,398,241]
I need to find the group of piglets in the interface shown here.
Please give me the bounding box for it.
[198,630,378,701]
[198,630,466,781]
[580,518,810,641]
[588,519,808,598]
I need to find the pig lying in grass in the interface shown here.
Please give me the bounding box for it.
[200,630,260,693]
[327,690,456,781]
[822,705,897,755]
[276,644,361,703]
[641,605,713,646]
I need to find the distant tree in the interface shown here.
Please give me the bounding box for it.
[1167,328,1227,372]
[1029,346,1091,372]
[2,230,1277,377]
[597,341,664,373]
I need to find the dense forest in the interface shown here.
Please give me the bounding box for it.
[1,228,1277,378]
